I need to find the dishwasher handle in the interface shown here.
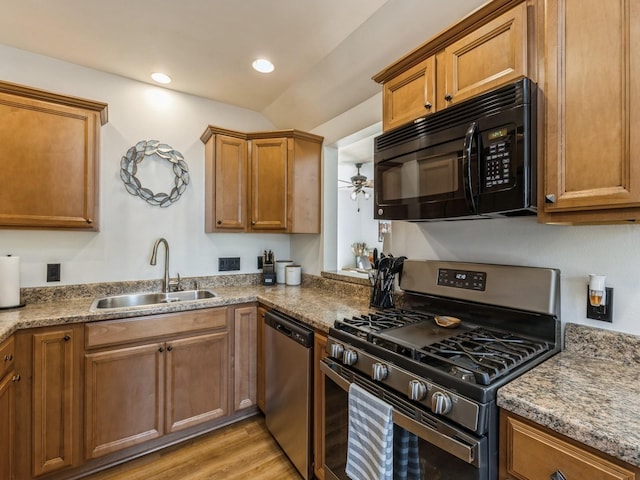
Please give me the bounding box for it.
[265,310,313,348]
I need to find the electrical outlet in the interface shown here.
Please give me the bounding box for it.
[219,257,241,272]
[586,286,613,322]
[47,263,61,282]
[257,255,263,269]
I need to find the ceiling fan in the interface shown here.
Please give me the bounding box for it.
[339,162,374,201]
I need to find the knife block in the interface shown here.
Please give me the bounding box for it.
[262,262,276,285]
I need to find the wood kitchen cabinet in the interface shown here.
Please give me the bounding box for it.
[0,336,16,480]
[0,81,108,230]
[201,126,323,233]
[12,325,83,479]
[538,0,640,223]
[382,56,436,131]
[375,0,531,132]
[84,308,230,459]
[313,331,328,480]
[232,305,257,411]
[256,306,267,412]
[500,411,640,479]
[204,132,249,231]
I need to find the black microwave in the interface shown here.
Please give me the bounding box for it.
[374,78,536,221]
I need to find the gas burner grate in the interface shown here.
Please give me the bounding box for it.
[414,328,550,385]
[335,309,426,334]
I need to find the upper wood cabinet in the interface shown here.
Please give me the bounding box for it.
[201,126,323,233]
[538,0,640,223]
[375,1,531,132]
[0,81,108,230]
[437,2,528,110]
[383,56,436,131]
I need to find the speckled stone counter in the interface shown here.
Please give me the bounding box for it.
[497,323,640,467]
[0,273,374,344]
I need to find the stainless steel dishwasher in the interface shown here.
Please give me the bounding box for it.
[264,310,314,480]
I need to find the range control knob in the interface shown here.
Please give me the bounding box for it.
[343,349,358,366]
[408,380,427,401]
[330,343,345,359]
[371,363,388,381]
[431,391,453,415]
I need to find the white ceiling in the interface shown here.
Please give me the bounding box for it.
[0,0,487,132]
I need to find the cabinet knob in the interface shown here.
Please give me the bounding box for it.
[217,220,222,225]
[86,218,93,224]
[12,374,21,382]
[551,470,568,480]
[424,102,433,110]
[545,194,556,204]
[64,335,71,341]
[3,354,12,362]
[444,94,453,102]
[251,221,256,225]
[167,345,173,352]
[159,346,165,353]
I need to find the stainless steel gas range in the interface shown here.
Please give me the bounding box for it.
[320,260,560,480]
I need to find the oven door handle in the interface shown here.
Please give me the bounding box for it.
[320,360,478,465]
[462,121,478,214]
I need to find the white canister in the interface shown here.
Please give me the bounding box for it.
[276,260,294,284]
[285,265,302,286]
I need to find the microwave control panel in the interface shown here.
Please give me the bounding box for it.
[482,125,514,190]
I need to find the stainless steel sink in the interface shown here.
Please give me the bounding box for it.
[91,289,216,310]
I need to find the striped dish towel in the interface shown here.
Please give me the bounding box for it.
[346,383,394,480]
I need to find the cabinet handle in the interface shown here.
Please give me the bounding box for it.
[424,102,432,110]
[167,345,173,352]
[3,354,12,362]
[551,470,568,480]
[444,93,453,102]
[159,346,165,353]
[12,374,21,382]
[64,335,71,341]
[545,194,556,204]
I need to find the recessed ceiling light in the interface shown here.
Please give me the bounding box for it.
[151,72,172,84]
[252,58,275,74]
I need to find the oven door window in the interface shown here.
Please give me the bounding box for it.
[377,140,466,205]
[323,373,487,480]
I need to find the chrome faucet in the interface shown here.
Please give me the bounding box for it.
[150,238,171,293]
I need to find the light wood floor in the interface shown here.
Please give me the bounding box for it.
[84,416,302,480]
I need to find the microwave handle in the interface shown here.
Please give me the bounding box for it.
[463,121,478,213]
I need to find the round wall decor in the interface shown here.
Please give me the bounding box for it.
[120,140,189,207]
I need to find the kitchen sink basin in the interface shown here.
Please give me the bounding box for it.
[91,289,216,310]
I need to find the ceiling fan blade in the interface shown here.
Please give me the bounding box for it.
[338,179,352,184]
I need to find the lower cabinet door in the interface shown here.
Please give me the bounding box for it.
[0,371,16,480]
[85,343,165,458]
[165,332,229,433]
[32,328,78,476]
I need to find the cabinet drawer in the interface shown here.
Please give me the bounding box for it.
[504,415,636,480]
[85,308,228,348]
[0,336,14,379]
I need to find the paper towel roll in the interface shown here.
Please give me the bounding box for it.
[0,255,21,308]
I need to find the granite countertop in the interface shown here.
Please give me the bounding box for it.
[0,274,374,344]
[498,323,640,468]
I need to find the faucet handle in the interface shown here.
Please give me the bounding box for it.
[169,273,183,292]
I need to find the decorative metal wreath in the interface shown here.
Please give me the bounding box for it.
[120,140,190,207]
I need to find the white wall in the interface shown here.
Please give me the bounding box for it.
[391,218,640,336]
[0,45,291,287]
